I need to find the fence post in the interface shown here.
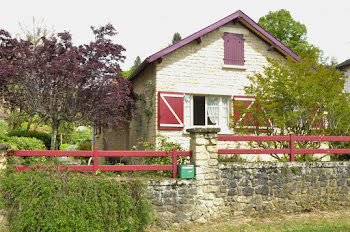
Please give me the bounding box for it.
[290,133,295,162]
[172,148,177,179]
[93,147,99,174]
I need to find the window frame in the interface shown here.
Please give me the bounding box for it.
[184,95,230,131]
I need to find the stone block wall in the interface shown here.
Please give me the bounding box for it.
[148,129,350,227]
[220,162,350,216]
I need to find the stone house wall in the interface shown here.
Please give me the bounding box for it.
[95,21,286,152]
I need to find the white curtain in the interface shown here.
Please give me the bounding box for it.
[207,97,219,125]
[220,97,229,128]
[184,95,191,127]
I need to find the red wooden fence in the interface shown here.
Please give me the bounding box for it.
[8,148,192,179]
[218,134,350,161]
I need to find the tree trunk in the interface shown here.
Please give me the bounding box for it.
[50,119,59,150]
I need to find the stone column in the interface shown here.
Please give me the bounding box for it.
[0,144,10,230]
[186,128,226,222]
[0,144,10,170]
[187,128,220,180]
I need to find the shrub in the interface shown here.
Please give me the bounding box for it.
[0,171,152,231]
[78,141,92,150]
[7,129,51,149]
[0,120,8,136]
[2,136,46,151]
[59,144,71,151]
[72,127,92,144]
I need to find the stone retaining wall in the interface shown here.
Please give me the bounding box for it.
[148,129,350,227]
[149,162,350,227]
[220,162,350,216]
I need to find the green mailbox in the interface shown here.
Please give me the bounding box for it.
[177,164,195,179]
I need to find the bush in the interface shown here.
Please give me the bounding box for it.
[0,120,8,136]
[78,141,92,150]
[0,171,152,232]
[7,129,51,149]
[72,127,92,144]
[1,136,46,151]
[59,144,71,151]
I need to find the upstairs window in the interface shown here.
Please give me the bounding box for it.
[224,32,244,66]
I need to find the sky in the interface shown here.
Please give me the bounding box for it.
[1,0,349,70]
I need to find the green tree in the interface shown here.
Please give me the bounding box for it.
[171,32,182,44]
[122,56,142,77]
[243,56,349,136]
[237,56,350,160]
[258,9,322,60]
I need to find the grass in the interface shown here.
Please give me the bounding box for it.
[150,209,350,232]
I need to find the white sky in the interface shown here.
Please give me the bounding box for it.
[1,0,350,70]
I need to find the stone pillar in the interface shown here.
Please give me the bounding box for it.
[187,128,220,180]
[0,144,10,230]
[0,144,10,170]
[186,128,226,222]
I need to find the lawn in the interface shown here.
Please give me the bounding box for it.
[152,209,350,232]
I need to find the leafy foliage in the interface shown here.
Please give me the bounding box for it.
[59,143,71,151]
[78,141,92,150]
[0,24,135,150]
[7,129,51,149]
[1,136,46,151]
[238,56,350,160]
[171,32,182,45]
[258,9,322,60]
[0,171,152,232]
[0,120,8,136]
[141,134,186,165]
[72,127,92,144]
[122,56,142,77]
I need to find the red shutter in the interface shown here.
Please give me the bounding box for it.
[233,96,272,131]
[158,92,184,130]
[224,33,244,65]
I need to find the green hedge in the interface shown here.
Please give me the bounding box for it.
[0,171,152,232]
[7,129,51,149]
[1,136,46,151]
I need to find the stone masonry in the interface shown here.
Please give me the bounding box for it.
[0,144,10,230]
[148,129,350,228]
[97,18,285,152]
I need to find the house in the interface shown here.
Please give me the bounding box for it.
[94,10,300,156]
[336,59,350,92]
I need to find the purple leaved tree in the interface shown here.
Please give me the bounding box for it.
[0,24,135,150]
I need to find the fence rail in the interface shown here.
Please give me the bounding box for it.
[8,148,192,178]
[218,134,350,162]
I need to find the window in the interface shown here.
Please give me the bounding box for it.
[184,95,229,129]
[224,33,244,66]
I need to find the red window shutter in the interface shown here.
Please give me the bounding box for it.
[233,96,272,131]
[158,92,184,130]
[224,33,244,65]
